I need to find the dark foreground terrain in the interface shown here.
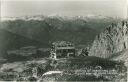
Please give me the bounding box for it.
[0,56,127,81]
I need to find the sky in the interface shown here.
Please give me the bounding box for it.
[1,0,127,18]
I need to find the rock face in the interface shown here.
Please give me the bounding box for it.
[89,21,128,58]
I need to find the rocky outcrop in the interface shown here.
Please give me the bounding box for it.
[89,21,128,58]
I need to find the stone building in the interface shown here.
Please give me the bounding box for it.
[50,41,75,59]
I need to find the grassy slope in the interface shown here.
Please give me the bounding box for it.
[54,56,122,70]
[0,56,126,81]
[0,29,45,58]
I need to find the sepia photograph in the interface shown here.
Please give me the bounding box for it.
[0,0,128,81]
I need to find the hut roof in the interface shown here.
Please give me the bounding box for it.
[52,41,74,47]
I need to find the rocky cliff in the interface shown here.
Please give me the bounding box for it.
[89,21,128,58]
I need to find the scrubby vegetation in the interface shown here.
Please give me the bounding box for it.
[0,57,126,81]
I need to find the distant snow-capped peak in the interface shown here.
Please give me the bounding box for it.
[1,15,46,21]
[1,14,116,21]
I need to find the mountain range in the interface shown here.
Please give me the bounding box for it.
[0,15,123,58]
